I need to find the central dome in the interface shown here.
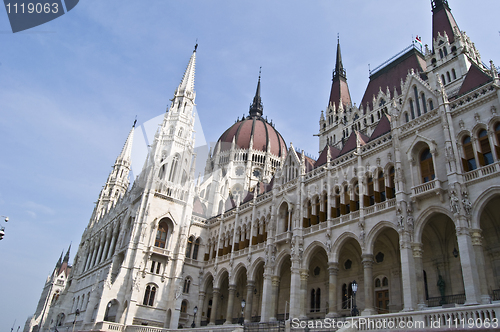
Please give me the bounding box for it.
[214,73,287,158]
[216,116,287,157]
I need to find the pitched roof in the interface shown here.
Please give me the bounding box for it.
[193,196,206,217]
[456,63,492,96]
[339,131,369,155]
[369,113,392,141]
[296,151,316,173]
[315,145,341,168]
[360,47,426,112]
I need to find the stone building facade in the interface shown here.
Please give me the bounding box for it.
[29,1,500,331]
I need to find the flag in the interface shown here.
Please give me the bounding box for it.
[415,35,423,48]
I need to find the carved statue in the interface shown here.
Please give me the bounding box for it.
[449,190,460,214]
[462,191,472,216]
[325,232,332,253]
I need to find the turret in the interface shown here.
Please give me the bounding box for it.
[90,121,135,226]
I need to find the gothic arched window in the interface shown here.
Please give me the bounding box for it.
[478,129,493,166]
[420,148,435,183]
[183,278,191,294]
[462,136,476,171]
[186,236,194,258]
[192,238,200,260]
[155,222,168,248]
[143,285,156,306]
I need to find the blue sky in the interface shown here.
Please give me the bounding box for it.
[1,0,499,329]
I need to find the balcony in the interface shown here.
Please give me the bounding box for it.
[464,161,500,185]
[149,246,171,258]
[411,179,443,205]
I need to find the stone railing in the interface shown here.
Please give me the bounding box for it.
[464,162,500,184]
[92,322,125,331]
[124,324,239,332]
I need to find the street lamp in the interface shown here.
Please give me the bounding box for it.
[191,306,197,328]
[240,299,246,325]
[72,309,80,332]
[351,280,359,317]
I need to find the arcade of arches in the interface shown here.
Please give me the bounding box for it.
[188,194,500,325]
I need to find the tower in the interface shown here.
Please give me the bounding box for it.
[426,0,486,94]
[90,123,135,226]
[319,37,353,152]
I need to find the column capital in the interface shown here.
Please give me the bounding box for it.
[456,226,470,236]
[246,280,256,289]
[361,254,374,265]
[300,269,309,281]
[412,243,423,258]
[213,287,220,295]
[328,262,339,275]
[229,285,237,292]
[471,230,483,246]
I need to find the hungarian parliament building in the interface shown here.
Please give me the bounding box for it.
[25,1,500,331]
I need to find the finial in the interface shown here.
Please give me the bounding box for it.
[194,39,198,52]
[133,116,137,127]
[337,33,339,44]
[259,66,262,79]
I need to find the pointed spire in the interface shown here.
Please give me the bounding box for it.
[178,45,197,95]
[63,244,71,263]
[328,36,352,111]
[334,34,346,80]
[55,251,63,269]
[249,68,263,118]
[116,121,135,163]
[432,0,459,46]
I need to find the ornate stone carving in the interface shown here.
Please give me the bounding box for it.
[325,231,332,253]
[358,220,365,247]
[459,119,465,129]
[461,191,472,216]
[449,189,460,214]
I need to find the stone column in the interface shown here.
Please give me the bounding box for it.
[196,292,205,327]
[457,227,481,305]
[327,263,339,317]
[83,250,92,272]
[260,272,273,322]
[244,281,255,323]
[102,235,111,263]
[271,276,280,321]
[289,260,301,319]
[89,244,98,268]
[95,238,104,265]
[225,285,236,324]
[107,233,118,260]
[361,254,375,315]
[412,243,426,309]
[209,288,220,325]
[300,270,309,318]
[399,233,418,312]
[471,229,491,304]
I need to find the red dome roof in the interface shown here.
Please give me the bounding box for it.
[216,116,287,157]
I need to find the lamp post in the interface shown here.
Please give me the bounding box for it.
[240,299,246,325]
[351,280,358,317]
[71,309,80,332]
[191,306,197,328]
